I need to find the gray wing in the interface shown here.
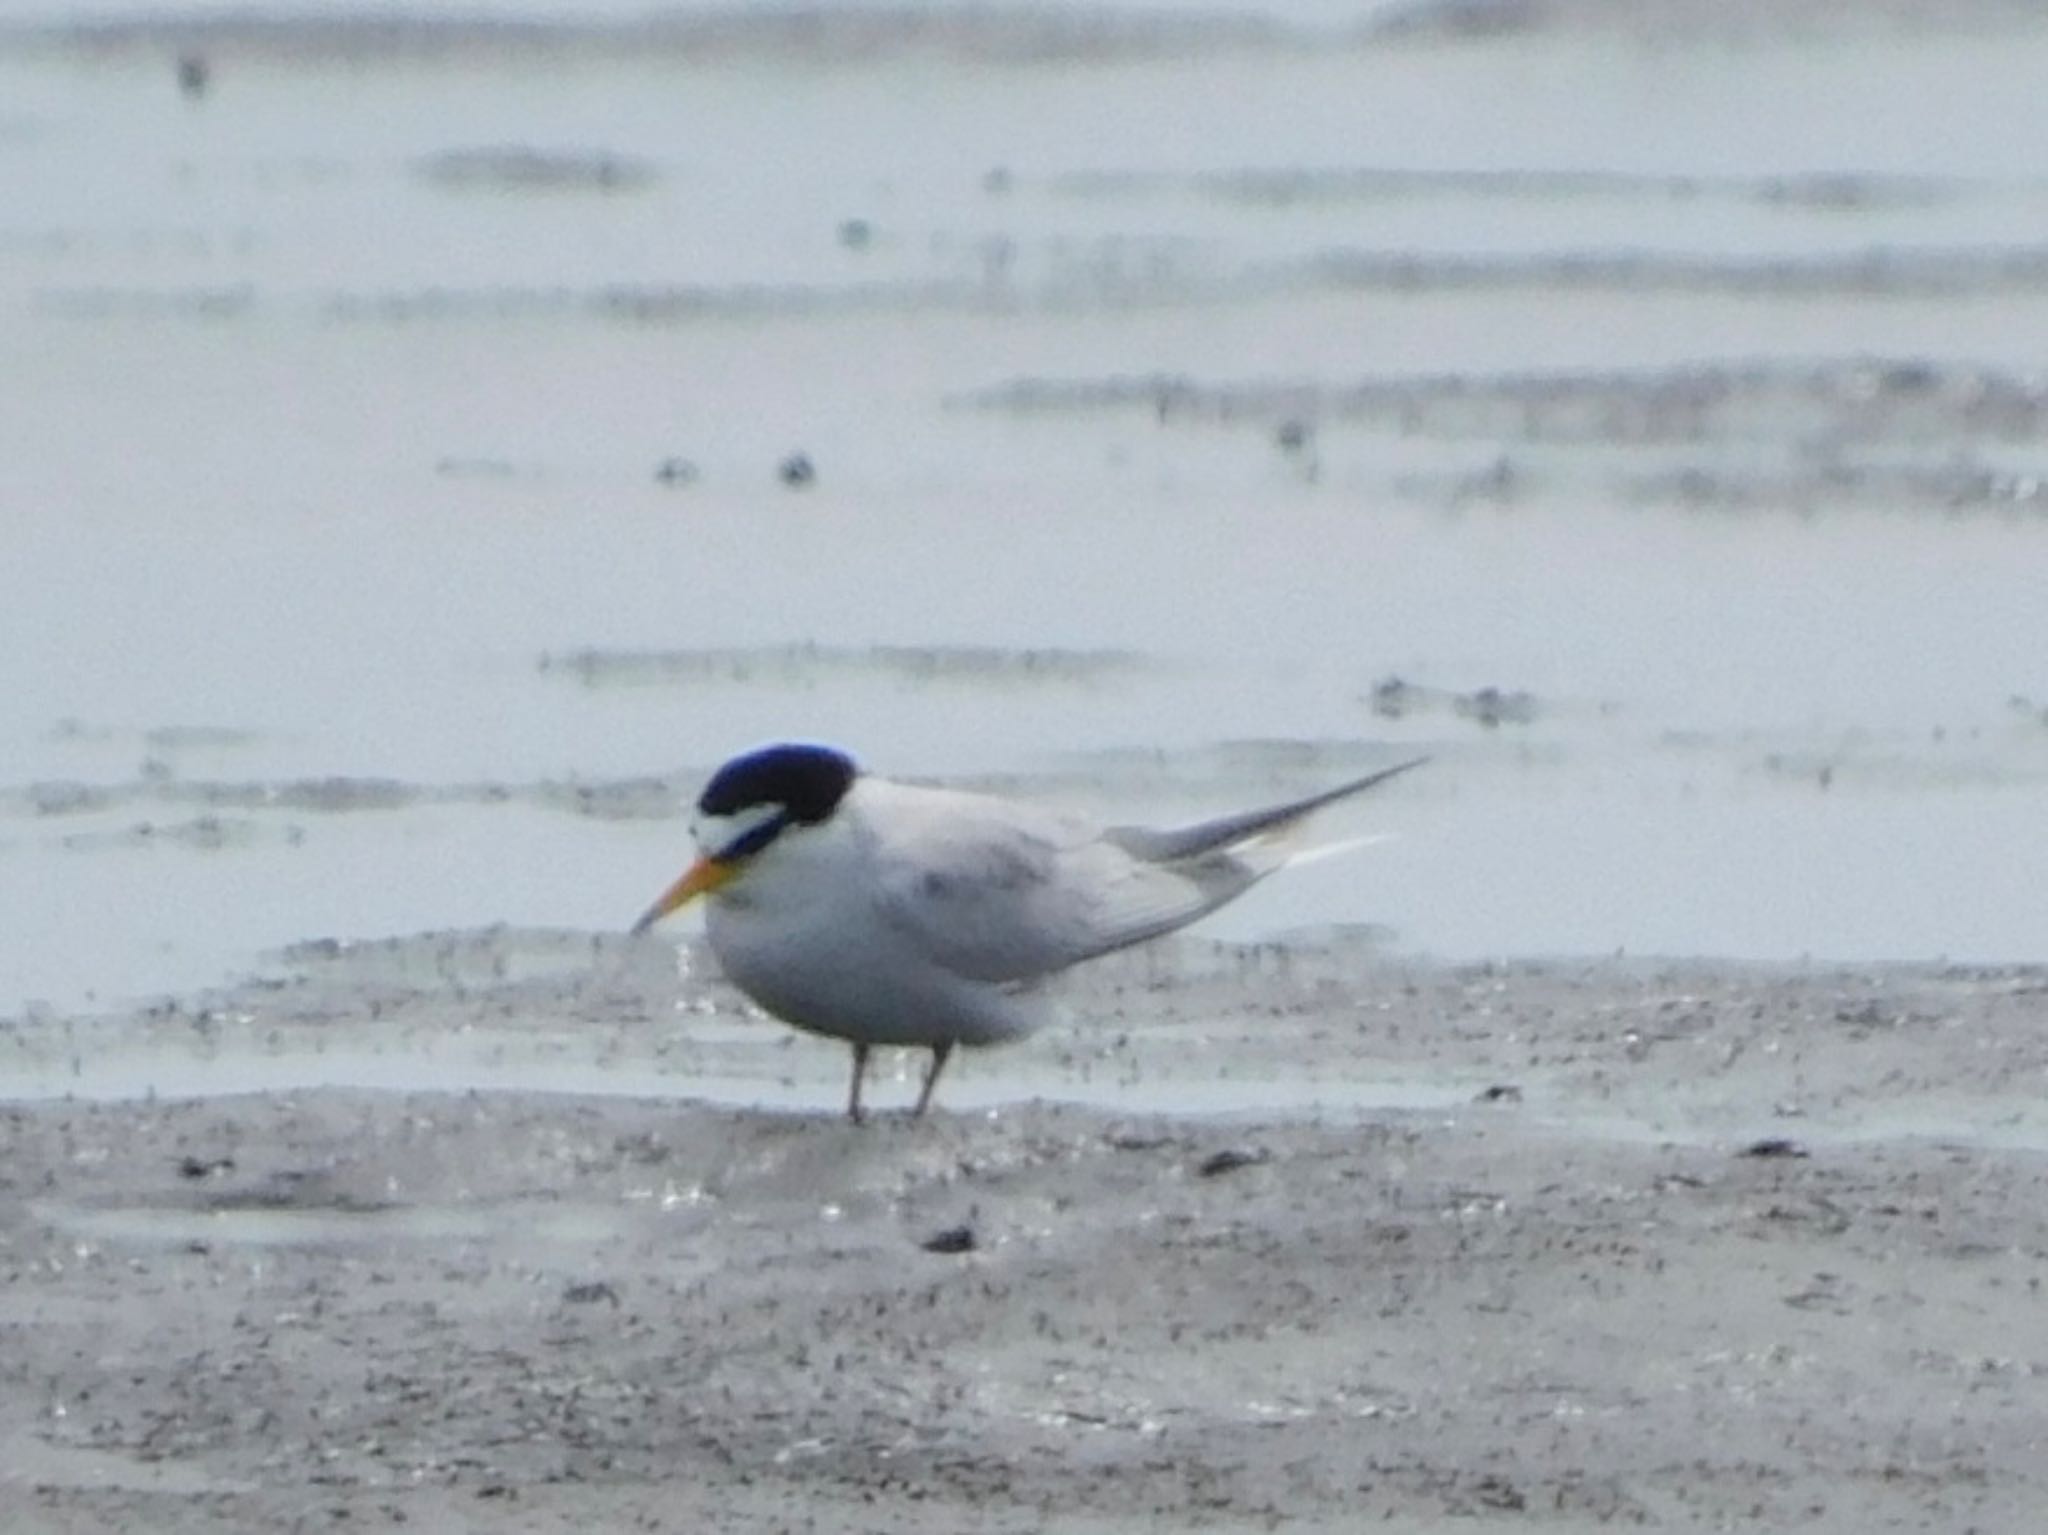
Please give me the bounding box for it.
[864,759,1425,984]
[864,791,1265,984]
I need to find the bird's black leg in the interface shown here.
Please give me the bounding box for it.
[847,1041,870,1124]
[913,1041,954,1118]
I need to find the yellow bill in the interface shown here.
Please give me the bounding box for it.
[630,855,740,935]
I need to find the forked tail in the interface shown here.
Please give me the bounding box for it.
[1106,755,1429,866]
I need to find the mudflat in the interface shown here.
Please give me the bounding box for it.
[5,934,2044,1531]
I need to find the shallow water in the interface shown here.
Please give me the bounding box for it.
[3,5,2046,1016]
[42,1195,643,1252]
[0,1027,1484,1119]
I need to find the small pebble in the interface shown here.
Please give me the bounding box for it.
[1197,1148,1267,1178]
[1739,1137,1810,1159]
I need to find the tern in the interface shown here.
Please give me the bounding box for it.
[632,743,1424,1121]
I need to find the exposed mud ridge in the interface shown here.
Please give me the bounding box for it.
[38,280,950,326]
[415,146,658,195]
[1055,164,1969,211]
[2,772,683,832]
[4,7,1293,67]
[51,237,2048,328]
[1288,244,2048,298]
[537,643,1161,690]
[30,813,304,854]
[964,357,2048,448]
[1378,0,2048,40]
[308,274,1155,326]
[1632,457,2048,513]
[1367,676,1549,727]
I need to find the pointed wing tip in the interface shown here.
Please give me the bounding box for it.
[1341,753,1431,798]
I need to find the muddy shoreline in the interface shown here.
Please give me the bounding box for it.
[4,937,2045,1531]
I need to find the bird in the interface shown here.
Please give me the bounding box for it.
[631,742,1426,1122]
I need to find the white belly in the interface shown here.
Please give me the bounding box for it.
[705,892,1046,1050]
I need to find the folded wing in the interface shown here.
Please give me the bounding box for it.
[866,758,1424,984]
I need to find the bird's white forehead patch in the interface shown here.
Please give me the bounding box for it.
[693,803,782,854]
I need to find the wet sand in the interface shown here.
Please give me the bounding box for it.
[5,932,2046,1531]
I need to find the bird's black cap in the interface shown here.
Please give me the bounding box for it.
[698,743,857,826]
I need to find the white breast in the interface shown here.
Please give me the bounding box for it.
[704,787,1049,1050]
